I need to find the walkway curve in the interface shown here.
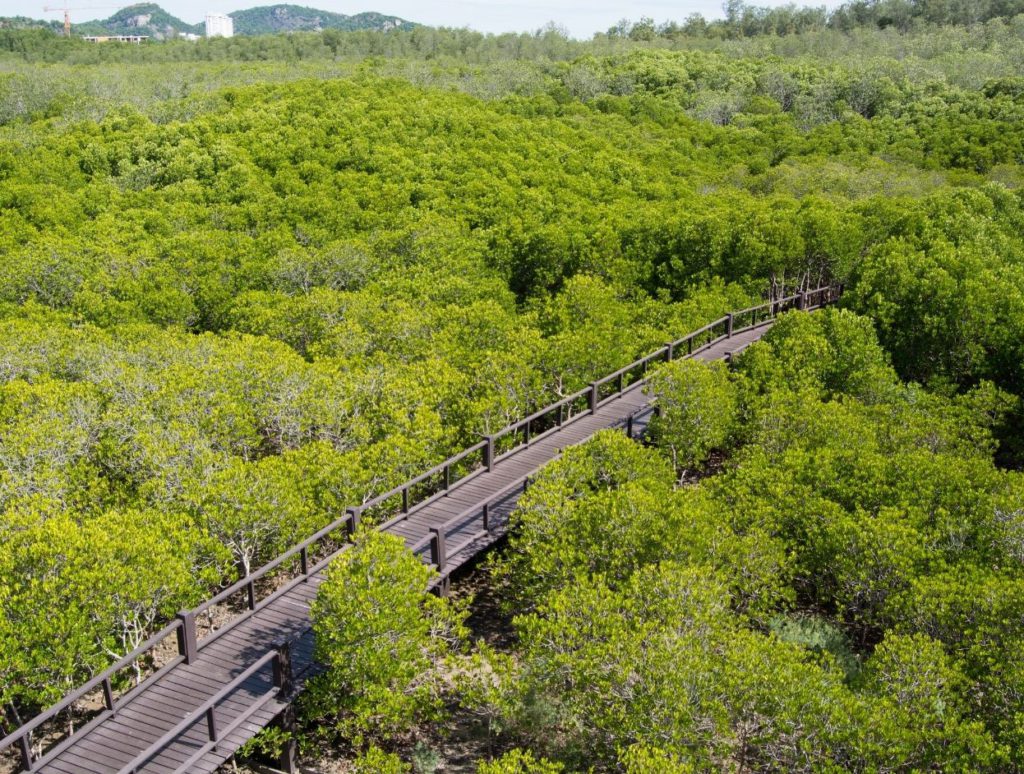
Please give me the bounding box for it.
[1,286,842,774]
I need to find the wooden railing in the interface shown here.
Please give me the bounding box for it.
[0,284,842,772]
[117,643,293,774]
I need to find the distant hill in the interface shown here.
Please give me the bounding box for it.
[73,4,201,39]
[230,5,415,35]
[2,3,414,40]
[0,16,61,31]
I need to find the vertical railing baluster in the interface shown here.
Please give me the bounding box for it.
[176,611,198,665]
[589,382,599,414]
[430,528,447,571]
[444,464,451,490]
[484,436,495,472]
[347,506,361,536]
[300,546,309,579]
[102,676,115,713]
[402,486,409,514]
[206,706,218,744]
[246,578,256,611]
[273,642,293,694]
[18,733,32,772]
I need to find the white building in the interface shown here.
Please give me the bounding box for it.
[205,12,233,38]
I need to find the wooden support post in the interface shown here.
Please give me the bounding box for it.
[300,546,309,580]
[484,435,495,472]
[347,506,361,536]
[589,382,599,414]
[797,291,806,310]
[102,676,115,713]
[18,733,32,772]
[206,706,218,745]
[273,642,293,695]
[626,414,634,438]
[402,486,409,514]
[727,313,734,337]
[665,342,674,361]
[274,705,298,774]
[245,578,256,611]
[524,420,531,444]
[265,643,299,770]
[430,528,447,571]
[443,464,451,490]
[482,502,490,532]
[687,337,693,356]
[176,611,198,665]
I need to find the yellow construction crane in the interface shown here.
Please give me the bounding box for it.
[42,3,125,37]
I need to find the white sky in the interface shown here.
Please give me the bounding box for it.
[6,0,846,39]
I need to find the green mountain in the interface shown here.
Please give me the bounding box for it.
[229,5,415,35]
[2,3,415,40]
[73,4,201,39]
[0,16,60,31]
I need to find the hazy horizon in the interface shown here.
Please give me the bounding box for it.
[5,0,845,39]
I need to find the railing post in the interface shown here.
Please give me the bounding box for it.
[482,502,490,532]
[665,341,674,361]
[402,486,409,513]
[176,611,198,665]
[102,676,116,713]
[626,414,634,438]
[557,402,564,426]
[687,337,694,356]
[18,734,32,772]
[347,506,362,536]
[589,382,599,414]
[206,706,218,744]
[727,313,734,337]
[245,577,256,611]
[429,527,447,571]
[797,291,806,310]
[524,419,531,445]
[300,546,309,580]
[273,641,293,695]
[484,435,495,472]
[443,464,451,490]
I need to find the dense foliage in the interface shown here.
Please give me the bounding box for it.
[1,3,1024,771]
[482,312,1024,771]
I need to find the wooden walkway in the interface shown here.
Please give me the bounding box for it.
[4,288,840,774]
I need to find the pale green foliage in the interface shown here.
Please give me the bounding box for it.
[492,430,675,606]
[307,531,468,747]
[352,746,411,774]
[619,745,694,773]
[737,308,898,403]
[646,358,741,470]
[0,506,224,708]
[477,749,563,773]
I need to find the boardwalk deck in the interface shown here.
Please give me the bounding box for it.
[11,294,833,774]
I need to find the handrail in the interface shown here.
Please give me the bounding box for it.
[3,283,843,771]
[115,643,291,774]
